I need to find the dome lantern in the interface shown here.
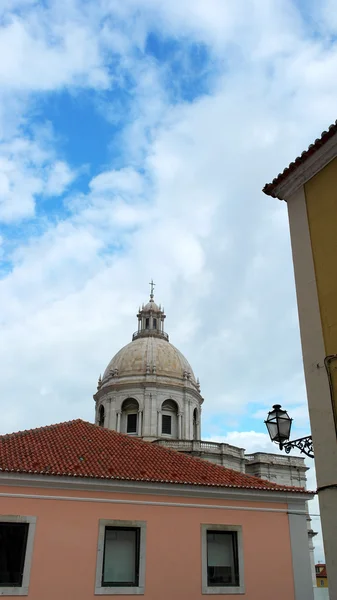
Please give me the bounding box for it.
[133,280,168,341]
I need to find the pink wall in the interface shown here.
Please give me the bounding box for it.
[0,484,295,599]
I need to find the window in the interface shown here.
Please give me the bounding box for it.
[95,520,146,595]
[127,413,138,434]
[0,516,36,596]
[145,318,149,329]
[0,523,28,588]
[161,400,178,438]
[162,415,172,435]
[153,318,157,329]
[201,525,244,595]
[193,408,198,440]
[320,580,325,586]
[103,528,139,587]
[207,531,239,587]
[98,405,105,427]
[121,399,140,435]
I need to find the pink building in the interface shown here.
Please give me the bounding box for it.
[0,419,314,599]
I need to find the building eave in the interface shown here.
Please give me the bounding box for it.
[263,122,337,201]
[0,471,314,504]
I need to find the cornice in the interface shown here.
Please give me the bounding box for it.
[270,132,337,201]
[0,472,313,504]
[94,379,203,404]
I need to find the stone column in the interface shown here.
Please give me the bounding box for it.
[116,411,121,433]
[138,410,143,436]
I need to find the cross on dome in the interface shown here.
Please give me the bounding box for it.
[149,279,155,300]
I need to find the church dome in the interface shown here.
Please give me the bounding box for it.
[102,336,197,385]
[94,284,202,441]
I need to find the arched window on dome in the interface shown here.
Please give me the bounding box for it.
[193,408,198,440]
[121,398,140,435]
[98,405,105,427]
[161,400,178,438]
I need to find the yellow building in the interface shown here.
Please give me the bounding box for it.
[315,564,328,588]
[263,122,337,599]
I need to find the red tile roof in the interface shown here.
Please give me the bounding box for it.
[0,419,308,493]
[315,564,327,577]
[263,120,337,197]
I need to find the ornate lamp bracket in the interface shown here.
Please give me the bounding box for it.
[281,436,314,459]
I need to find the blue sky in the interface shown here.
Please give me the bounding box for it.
[1,0,337,560]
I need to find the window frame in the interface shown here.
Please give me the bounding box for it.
[95,520,146,596]
[126,413,138,434]
[161,414,172,435]
[0,516,36,597]
[201,524,244,595]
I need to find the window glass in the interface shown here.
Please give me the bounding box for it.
[0,523,29,587]
[127,413,138,434]
[162,415,172,435]
[207,531,239,587]
[103,528,139,587]
[99,405,105,427]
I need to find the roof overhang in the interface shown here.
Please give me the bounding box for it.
[0,472,315,504]
[263,122,337,201]
[0,471,315,504]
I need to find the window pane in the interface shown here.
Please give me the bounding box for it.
[99,406,105,427]
[103,528,139,586]
[127,413,137,434]
[0,523,29,587]
[162,415,172,435]
[207,531,239,587]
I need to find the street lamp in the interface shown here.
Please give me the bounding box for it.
[265,404,314,459]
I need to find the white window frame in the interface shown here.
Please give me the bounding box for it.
[95,519,146,595]
[201,524,245,595]
[0,515,36,596]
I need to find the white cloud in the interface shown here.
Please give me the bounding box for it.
[0,16,109,91]
[44,161,77,197]
[0,135,77,223]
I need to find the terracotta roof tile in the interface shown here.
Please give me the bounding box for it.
[0,419,307,493]
[263,120,337,197]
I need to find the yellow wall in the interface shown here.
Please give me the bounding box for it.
[305,157,337,426]
[316,576,328,588]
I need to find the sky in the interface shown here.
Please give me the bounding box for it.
[1,0,337,562]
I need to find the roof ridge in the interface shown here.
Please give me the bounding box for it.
[0,418,85,439]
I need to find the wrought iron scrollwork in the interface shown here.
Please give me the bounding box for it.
[282,436,314,458]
